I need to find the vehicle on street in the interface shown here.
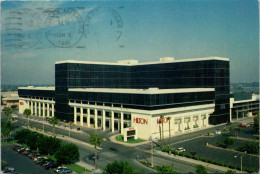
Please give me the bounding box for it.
[109,147,119,151]
[237,124,249,128]
[57,168,72,174]
[88,154,99,160]
[190,152,197,156]
[42,160,54,167]
[177,147,185,152]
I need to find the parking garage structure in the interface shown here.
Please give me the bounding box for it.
[68,87,215,140]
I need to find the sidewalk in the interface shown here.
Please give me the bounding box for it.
[155,150,243,173]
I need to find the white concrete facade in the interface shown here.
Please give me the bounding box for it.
[69,100,214,140]
[19,97,55,118]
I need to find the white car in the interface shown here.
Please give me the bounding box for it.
[177,147,185,152]
[54,166,68,173]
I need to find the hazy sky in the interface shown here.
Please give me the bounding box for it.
[1,0,259,85]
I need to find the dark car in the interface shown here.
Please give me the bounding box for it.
[109,147,118,151]
[42,160,54,167]
[44,162,60,170]
[12,145,21,151]
[35,157,48,164]
[190,152,197,156]
[88,154,99,160]
[39,159,51,165]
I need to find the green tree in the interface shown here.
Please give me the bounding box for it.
[157,164,178,174]
[23,109,31,129]
[167,117,171,144]
[89,132,102,169]
[104,160,135,174]
[3,107,13,121]
[160,115,165,146]
[234,127,242,137]
[38,136,62,155]
[253,115,259,134]
[239,142,259,154]
[14,129,32,144]
[195,165,207,174]
[225,170,236,174]
[49,117,60,137]
[25,132,43,150]
[224,137,235,148]
[55,143,80,164]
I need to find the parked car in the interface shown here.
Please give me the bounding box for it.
[54,166,68,173]
[12,145,21,151]
[39,158,50,165]
[42,160,54,167]
[44,162,60,170]
[177,147,185,152]
[35,157,48,164]
[3,167,15,173]
[57,168,72,174]
[88,154,99,160]
[190,152,197,156]
[22,150,30,155]
[28,152,40,159]
[18,148,26,154]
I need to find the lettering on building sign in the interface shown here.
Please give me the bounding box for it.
[134,117,148,124]
[20,102,24,105]
[157,117,168,124]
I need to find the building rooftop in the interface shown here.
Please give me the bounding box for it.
[69,88,215,94]
[55,56,229,66]
[18,86,55,90]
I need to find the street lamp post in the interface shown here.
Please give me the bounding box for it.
[150,136,153,167]
[234,151,246,172]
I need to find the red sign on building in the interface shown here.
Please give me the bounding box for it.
[133,117,148,124]
[20,102,24,105]
[157,117,168,124]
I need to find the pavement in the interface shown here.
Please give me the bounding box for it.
[155,150,243,173]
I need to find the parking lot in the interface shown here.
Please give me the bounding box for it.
[170,129,259,171]
[2,145,54,174]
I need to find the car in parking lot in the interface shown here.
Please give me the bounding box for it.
[42,160,54,167]
[57,168,72,174]
[12,145,22,151]
[177,147,185,152]
[54,166,68,173]
[44,162,60,170]
[3,167,15,173]
[35,157,48,164]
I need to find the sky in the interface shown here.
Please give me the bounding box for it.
[1,0,259,85]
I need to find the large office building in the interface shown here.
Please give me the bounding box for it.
[19,57,230,140]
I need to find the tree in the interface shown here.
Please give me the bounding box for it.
[157,164,177,174]
[196,165,207,174]
[3,107,13,121]
[38,136,62,155]
[239,142,259,154]
[224,137,235,148]
[23,109,31,129]
[55,143,80,164]
[158,120,162,147]
[167,117,171,144]
[160,115,165,146]
[1,95,4,105]
[14,129,32,144]
[253,115,259,134]
[49,117,60,136]
[89,132,102,169]
[104,160,135,174]
[234,127,242,137]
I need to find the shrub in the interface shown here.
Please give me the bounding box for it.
[195,165,207,174]
[14,129,32,144]
[238,142,259,154]
[55,143,80,164]
[172,150,178,155]
[193,155,200,160]
[104,160,135,174]
[179,152,184,156]
[162,146,171,152]
[185,153,193,158]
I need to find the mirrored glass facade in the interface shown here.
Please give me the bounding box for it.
[55,59,229,124]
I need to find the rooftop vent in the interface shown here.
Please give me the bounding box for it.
[160,57,174,62]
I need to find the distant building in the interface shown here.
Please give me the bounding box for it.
[230,93,259,121]
[2,92,19,107]
[18,57,230,140]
